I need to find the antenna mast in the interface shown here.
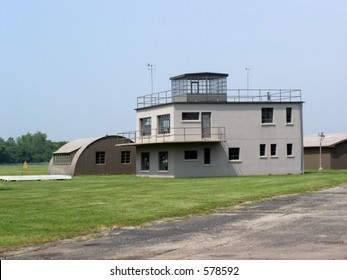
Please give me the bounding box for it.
[147,63,156,94]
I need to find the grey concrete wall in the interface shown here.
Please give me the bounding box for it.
[135,102,303,177]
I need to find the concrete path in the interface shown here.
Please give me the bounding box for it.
[2,185,347,260]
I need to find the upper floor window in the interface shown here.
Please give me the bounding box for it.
[140,117,151,136]
[182,112,199,121]
[262,108,274,124]
[158,114,170,134]
[96,151,106,165]
[286,107,293,123]
[229,147,240,161]
[191,81,199,94]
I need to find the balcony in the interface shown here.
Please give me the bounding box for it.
[137,89,302,109]
[116,127,226,145]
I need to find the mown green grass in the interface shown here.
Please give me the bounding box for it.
[1,165,347,251]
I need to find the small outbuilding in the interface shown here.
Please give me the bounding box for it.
[48,135,136,176]
[304,132,347,170]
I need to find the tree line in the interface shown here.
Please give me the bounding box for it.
[0,131,67,164]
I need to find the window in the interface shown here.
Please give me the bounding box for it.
[158,114,170,134]
[271,144,277,157]
[53,153,72,165]
[96,151,106,165]
[204,148,211,165]
[260,144,266,157]
[121,151,131,164]
[158,151,168,171]
[287,143,293,156]
[191,81,199,94]
[286,107,292,123]
[184,150,198,160]
[262,108,274,124]
[140,117,151,136]
[141,152,150,171]
[229,147,240,161]
[182,112,199,121]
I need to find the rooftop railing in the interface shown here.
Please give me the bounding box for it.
[137,89,302,109]
[117,126,226,145]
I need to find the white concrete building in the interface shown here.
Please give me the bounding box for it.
[118,72,304,178]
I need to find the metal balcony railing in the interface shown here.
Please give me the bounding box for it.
[137,89,302,108]
[117,127,226,144]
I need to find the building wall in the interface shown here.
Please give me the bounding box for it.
[135,102,303,177]
[304,141,347,170]
[75,138,136,175]
[304,148,332,170]
[49,137,136,176]
[331,141,347,169]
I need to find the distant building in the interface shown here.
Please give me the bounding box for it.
[304,132,347,170]
[118,72,304,178]
[48,135,135,176]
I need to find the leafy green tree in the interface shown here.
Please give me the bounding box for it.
[0,132,67,164]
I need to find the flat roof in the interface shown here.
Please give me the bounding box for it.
[170,72,229,80]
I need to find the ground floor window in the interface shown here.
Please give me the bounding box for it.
[260,144,266,157]
[184,150,198,160]
[53,153,72,165]
[271,144,277,157]
[121,151,131,164]
[96,151,106,165]
[158,151,168,171]
[287,143,293,156]
[141,152,150,171]
[204,148,211,165]
[229,147,240,161]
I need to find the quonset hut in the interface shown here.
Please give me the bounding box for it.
[48,135,135,176]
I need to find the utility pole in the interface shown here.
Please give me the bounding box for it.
[318,132,325,171]
[147,63,156,94]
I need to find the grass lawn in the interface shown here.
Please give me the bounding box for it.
[1,165,347,251]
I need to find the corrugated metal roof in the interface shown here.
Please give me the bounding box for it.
[304,132,347,148]
[53,137,98,154]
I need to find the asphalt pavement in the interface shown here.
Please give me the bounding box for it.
[2,185,347,260]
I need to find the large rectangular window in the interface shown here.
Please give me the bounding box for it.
[158,151,168,171]
[229,147,240,161]
[271,144,277,157]
[204,148,211,165]
[141,152,150,171]
[286,107,293,123]
[96,151,106,165]
[140,117,152,136]
[158,114,170,134]
[53,153,72,165]
[182,112,199,121]
[262,108,274,124]
[184,150,198,160]
[121,151,131,164]
[260,144,266,157]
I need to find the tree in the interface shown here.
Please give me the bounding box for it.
[0,132,67,164]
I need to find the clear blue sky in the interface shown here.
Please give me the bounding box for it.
[1,0,346,141]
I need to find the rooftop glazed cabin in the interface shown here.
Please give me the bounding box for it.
[118,72,303,178]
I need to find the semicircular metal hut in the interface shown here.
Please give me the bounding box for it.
[48,135,135,176]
